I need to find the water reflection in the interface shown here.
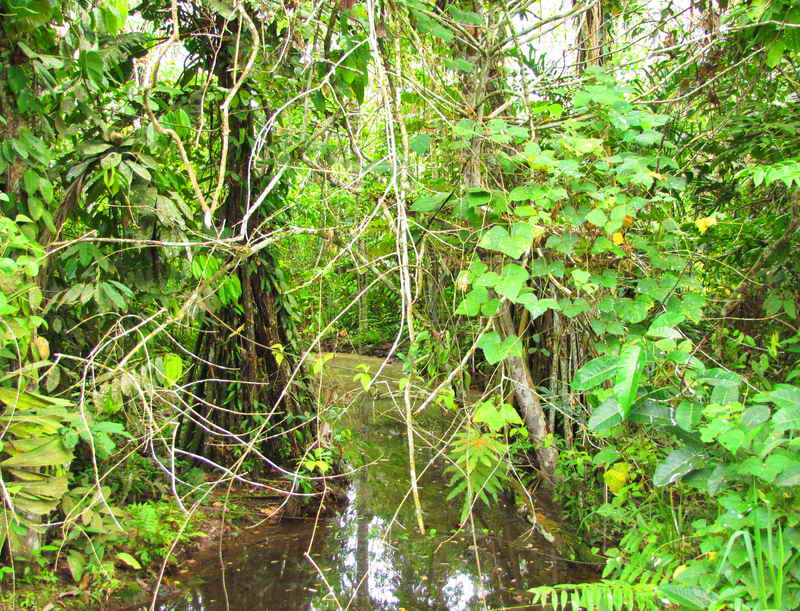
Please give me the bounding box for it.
[147,395,593,611]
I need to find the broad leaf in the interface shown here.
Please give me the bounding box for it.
[455,287,489,317]
[588,398,623,433]
[411,192,450,212]
[658,585,715,610]
[2,437,72,468]
[494,264,529,301]
[477,332,523,365]
[654,446,706,487]
[612,344,643,415]
[773,406,800,432]
[572,355,619,391]
[116,552,142,570]
[473,401,523,432]
[752,384,800,408]
[479,222,538,259]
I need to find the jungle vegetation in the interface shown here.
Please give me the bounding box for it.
[1,0,800,607]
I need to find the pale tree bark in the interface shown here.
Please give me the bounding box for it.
[498,302,558,478]
[459,7,559,478]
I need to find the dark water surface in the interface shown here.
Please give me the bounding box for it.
[143,355,594,610]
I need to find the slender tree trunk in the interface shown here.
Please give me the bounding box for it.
[497,302,558,478]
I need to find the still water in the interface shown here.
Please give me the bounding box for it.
[147,355,594,610]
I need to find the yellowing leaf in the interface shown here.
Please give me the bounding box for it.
[603,461,631,494]
[612,232,625,246]
[695,216,717,234]
[33,336,50,360]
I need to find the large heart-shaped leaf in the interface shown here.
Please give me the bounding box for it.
[494,264,529,301]
[752,384,800,408]
[473,401,523,432]
[411,192,450,212]
[455,287,490,316]
[478,222,537,258]
[515,294,559,319]
[477,332,523,365]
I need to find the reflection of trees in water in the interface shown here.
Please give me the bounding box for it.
[164,389,591,610]
[354,465,371,610]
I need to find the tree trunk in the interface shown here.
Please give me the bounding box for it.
[178,20,307,467]
[497,302,558,478]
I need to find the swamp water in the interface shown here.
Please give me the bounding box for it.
[146,354,594,610]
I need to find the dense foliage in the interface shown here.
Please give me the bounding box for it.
[2,0,800,607]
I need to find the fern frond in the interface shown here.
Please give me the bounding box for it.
[527,579,660,610]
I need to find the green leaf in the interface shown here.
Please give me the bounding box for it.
[478,222,538,259]
[612,344,643,415]
[629,400,672,427]
[162,353,183,386]
[585,208,608,227]
[657,585,715,610]
[23,169,39,195]
[446,6,482,25]
[455,287,489,317]
[101,282,127,310]
[116,552,142,570]
[465,188,492,207]
[27,196,44,221]
[8,475,68,500]
[477,332,523,365]
[588,398,623,433]
[615,298,651,323]
[411,192,449,212]
[452,118,478,137]
[654,446,706,486]
[773,406,800,432]
[752,384,800,408]
[1,438,72,468]
[766,39,786,68]
[127,161,151,182]
[676,401,702,431]
[494,264,529,301]
[592,446,622,465]
[572,355,619,391]
[515,294,558,319]
[79,50,105,86]
[39,177,54,203]
[560,297,590,318]
[741,405,770,427]
[545,233,580,255]
[79,142,113,157]
[67,550,86,583]
[444,58,475,73]
[647,312,685,338]
[702,369,742,404]
[509,185,538,202]
[473,400,523,432]
[571,269,591,284]
[775,465,800,487]
[410,134,432,154]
